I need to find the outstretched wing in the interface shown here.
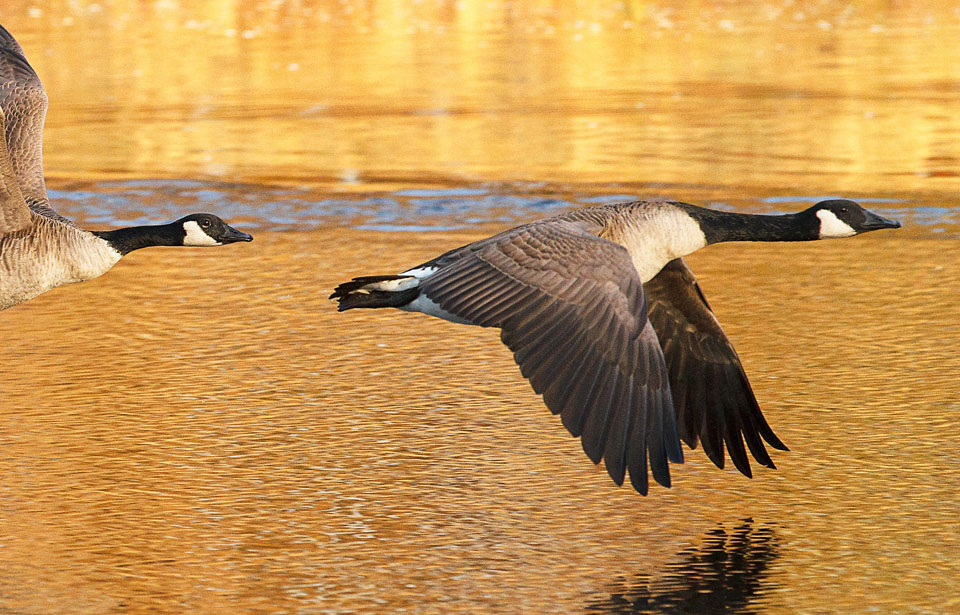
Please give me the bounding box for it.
[0,25,71,225]
[419,220,683,495]
[644,258,788,478]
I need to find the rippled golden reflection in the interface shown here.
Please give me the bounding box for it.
[4,1,960,195]
[2,2,959,614]
[1,231,958,613]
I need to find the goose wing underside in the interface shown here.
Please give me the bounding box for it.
[0,25,71,226]
[644,258,788,478]
[419,220,683,495]
[0,107,30,234]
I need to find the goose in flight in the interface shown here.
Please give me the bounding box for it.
[0,25,251,311]
[332,198,900,494]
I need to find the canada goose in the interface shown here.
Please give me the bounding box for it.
[331,198,900,495]
[0,25,252,311]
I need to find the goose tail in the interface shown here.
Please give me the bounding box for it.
[330,275,421,311]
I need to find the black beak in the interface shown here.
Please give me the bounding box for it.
[860,211,901,231]
[222,225,254,243]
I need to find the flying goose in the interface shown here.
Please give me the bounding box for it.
[0,25,252,311]
[331,198,900,495]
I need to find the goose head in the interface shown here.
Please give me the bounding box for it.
[804,199,901,239]
[178,214,253,246]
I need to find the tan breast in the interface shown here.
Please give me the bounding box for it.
[599,203,708,283]
[0,216,121,309]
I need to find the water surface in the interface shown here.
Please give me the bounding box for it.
[2,231,958,614]
[1,2,959,614]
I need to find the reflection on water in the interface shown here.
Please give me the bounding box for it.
[4,1,960,199]
[47,179,957,238]
[585,521,779,615]
[1,231,958,614]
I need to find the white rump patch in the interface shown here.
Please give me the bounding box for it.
[400,294,476,326]
[182,220,221,246]
[400,265,439,279]
[392,264,475,324]
[816,210,857,238]
[365,277,419,292]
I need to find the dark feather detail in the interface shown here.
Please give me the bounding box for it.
[0,30,75,226]
[418,220,681,494]
[645,258,788,478]
[602,375,634,486]
[330,275,420,311]
[330,198,899,497]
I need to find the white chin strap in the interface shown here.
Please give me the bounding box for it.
[182,220,221,246]
[816,210,857,238]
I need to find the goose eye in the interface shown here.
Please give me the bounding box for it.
[200,219,212,229]
[839,207,848,214]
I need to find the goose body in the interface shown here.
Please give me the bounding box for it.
[0,216,121,309]
[332,198,900,495]
[0,25,252,311]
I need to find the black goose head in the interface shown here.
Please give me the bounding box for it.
[177,213,253,246]
[95,214,253,255]
[802,199,901,239]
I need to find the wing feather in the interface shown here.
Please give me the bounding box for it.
[644,258,789,478]
[0,27,73,226]
[0,106,30,234]
[419,220,681,493]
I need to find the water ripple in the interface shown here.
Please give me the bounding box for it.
[47,180,957,236]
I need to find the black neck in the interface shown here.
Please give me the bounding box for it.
[93,223,182,255]
[678,204,818,244]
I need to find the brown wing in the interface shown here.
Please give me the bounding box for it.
[419,220,683,495]
[0,106,30,234]
[0,26,71,225]
[644,258,788,478]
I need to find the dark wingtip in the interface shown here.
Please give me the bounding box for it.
[763,432,790,452]
[666,435,684,464]
[649,453,672,489]
[607,465,626,487]
[735,460,754,479]
[705,447,726,470]
[629,470,649,496]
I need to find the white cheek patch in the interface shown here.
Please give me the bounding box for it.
[182,220,222,246]
[816,210,857,238]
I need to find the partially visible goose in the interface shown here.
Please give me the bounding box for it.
[331,198,900,495]
[0,25,252,311]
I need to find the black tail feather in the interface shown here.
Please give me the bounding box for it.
[330,275,420,311]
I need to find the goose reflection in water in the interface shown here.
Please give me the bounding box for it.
[585,520,779,615]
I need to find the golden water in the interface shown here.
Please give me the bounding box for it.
[1,3,959,614]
